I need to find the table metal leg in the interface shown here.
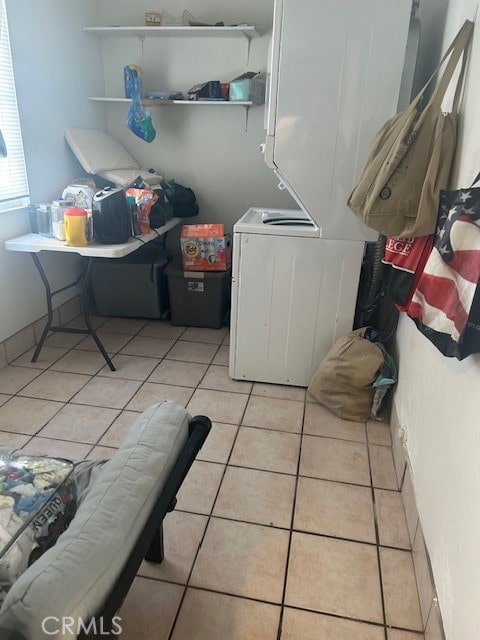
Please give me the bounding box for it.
[31,253,56,363]
[81,258,115,371]
[30,253,115,371]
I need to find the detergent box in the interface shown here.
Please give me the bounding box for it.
[180,224,231,271]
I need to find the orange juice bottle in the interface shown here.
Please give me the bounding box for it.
[64,207,88,247]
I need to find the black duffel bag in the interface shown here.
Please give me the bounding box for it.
[161,180,199,218]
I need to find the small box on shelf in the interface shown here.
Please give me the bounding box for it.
[229,72,265,104]
[145,11,162,26]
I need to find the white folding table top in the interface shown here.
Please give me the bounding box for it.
[5,218,181,258]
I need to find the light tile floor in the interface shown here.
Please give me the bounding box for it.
[0,318,424,640]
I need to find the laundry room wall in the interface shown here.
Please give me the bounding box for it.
[94,0,296,233]
[0,0,106,344]
[392,1,480,638]
[0,0,294,348]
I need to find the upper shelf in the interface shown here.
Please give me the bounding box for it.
[83,25,260,40]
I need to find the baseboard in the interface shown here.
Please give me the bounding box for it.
[390,400,446,640]
[0,295,83,369]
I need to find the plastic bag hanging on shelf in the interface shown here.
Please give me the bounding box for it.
[126,76,156,143]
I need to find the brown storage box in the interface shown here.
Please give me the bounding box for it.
[166,259,231,328]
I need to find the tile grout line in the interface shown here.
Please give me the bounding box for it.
[276,390,307,640]
[366,422,390,640]
[135,577,425,636]
[166,334,241,640]
[173,509,414,552]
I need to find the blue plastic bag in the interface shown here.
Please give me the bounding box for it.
[126,76,156,143]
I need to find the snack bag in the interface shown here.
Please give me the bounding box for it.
[125,188,154,235]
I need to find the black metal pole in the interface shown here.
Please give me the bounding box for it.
[30,253,54,363]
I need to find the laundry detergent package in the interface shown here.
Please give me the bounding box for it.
[180,224,231,271]
[0,455,77,604]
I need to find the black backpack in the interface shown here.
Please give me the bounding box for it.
[161,180,199,218]
[150,188,173,228]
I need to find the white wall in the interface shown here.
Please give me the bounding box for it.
[0,0,294,344]
[393,1,480,638]
[0,1,106,343]
[95,0,295,233]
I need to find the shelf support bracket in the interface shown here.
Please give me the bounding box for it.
[137,35,146,67]
[244,106,250,132]
[245,36,252,65]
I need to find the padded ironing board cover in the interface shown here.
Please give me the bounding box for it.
[64,129,162,188]
[0,455,77,605]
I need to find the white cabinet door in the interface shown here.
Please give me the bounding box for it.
[268,0,411,241]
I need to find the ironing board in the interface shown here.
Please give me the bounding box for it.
[5,220,180,371]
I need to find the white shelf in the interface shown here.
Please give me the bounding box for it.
[85,23,260,128]
[89,97,253,107]
[83,25,259,40]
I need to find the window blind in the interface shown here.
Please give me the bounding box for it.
[0,0,29,210]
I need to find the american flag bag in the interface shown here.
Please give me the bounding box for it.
[407,176,480,359]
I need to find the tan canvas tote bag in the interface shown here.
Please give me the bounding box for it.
[348,20,473,238]
[307,328,384,422]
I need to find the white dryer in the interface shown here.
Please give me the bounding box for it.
[229,208,364,386]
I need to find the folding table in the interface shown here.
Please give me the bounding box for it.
[5,219,180,371]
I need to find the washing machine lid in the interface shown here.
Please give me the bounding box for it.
[234,207,321,237]
[261,209,314,226]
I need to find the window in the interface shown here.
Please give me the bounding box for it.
[0,0,29,211]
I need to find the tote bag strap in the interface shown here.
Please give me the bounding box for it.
[429,19,473,108]
[470,172,480,188]
[451,39,469,113]
[409,19,473,121]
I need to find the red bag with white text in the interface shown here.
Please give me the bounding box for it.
[382,235,434,310]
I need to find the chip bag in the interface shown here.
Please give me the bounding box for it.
[125,188,154,235]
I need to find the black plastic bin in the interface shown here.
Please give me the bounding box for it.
[165,259,231,329]
[91,245,171,318]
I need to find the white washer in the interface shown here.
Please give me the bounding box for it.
[229,208,364,386]
[229,0,414,386]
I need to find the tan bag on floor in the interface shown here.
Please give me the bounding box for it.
[308,328,384,422]
[348,20,473,238]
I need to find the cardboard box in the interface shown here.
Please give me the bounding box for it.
[145,11,162,25]
[180,224,231,271]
